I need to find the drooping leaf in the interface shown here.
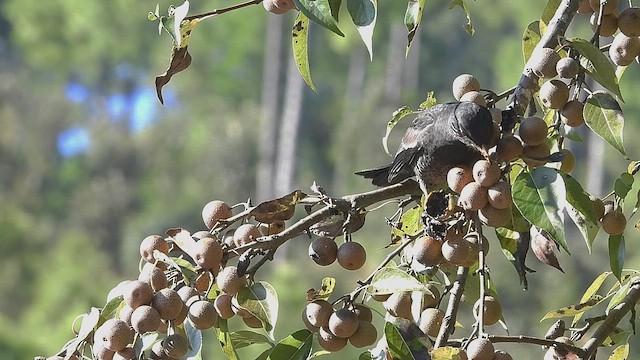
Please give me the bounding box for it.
[235,282,279,339]
[136,332,159,356]
[449,0,474,35]
[101,296,124,319]
[522,21,541,63]
[391,205,422,241]
[184,320,203,360]
[291,13,318,92]
[608,235,625,282]
[293,0,344,36]
[165,227,196,252]
[328,0,342,20]
[347,0,377,60]
[530,228,564,272]
[609,343,630,360]
[383,106,414,155]
[606,279,632,315]
[367,267,426,295]
[215,318,239,360]
[230,330,274,349]
[540,295,604,321]
[404,0,426,54]
[267,330,313,360]
[562,174,599,252]
[512,167,568,253]
[603,330,633,347]
[431,346,467,360]
[250,190,307,223]
[66,308,100,357]
[385,317,430,359]
[418,91,437,109]
[306,277,336,301]
[560,123,584,143]
[539,0,560,35]
[495,227,519,261]
[627,161,640,175]
[572,272,611,326]
[155,46,192,104]
[583,91,627,158]
[614,173,634,199]
[567,38,623,99]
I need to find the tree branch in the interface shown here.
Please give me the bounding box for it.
[434,266,469,348]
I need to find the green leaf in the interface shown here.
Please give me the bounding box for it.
[419,91,437,109]
[347,0,377,60]
[311,277,336,301]
[495,227,519,261]
[328,0,342,20]
[609,344,630,360]
[614,173,634,199]
[267,330,313,360]
[449,0,474,35]
[293,0,344,36]
[383,106,414,155]
[539,0,560,35]
[391,205,422,239]
[512,167,568,253]
[572,272,611,326]
[540,295,604,321]
[385,321,415,360]
[560,123,583,142]
[66,308,101,357]
[185,320,203,360]
[236,282,279,339]
[431,346,467,360]
[404,0,426,54]
[101,296,123,319]
[606,280,631,315]
[567,38,623,99]
[358,351,374,359]
[215,318,239,360]
[367,267,426,295]
[562,174,599,252]
[584,92,627,159]
[291,13,318,93]
[230,330,274,349]
[522,21,541,63]
[604,330,632,347]
[608,235,625,282]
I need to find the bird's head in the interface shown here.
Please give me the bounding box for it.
[450,102,496,157]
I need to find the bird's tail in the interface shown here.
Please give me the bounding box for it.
[354,165,393,186]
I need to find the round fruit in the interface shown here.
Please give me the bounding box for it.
[304,300,334,328]
[214,294,235,319]
[123,280,153,309]
[495,135,523,162]
[458,182,489,211]
[560,149,576,173]
[177,286,199,303]
[492,350,513,360]
[460,91,487,107]
[413,235,444,267]
[202,200,232,229]
[539,80,569,109]
[590,12,618,37]
[93,342,116,360]
[556,57,580,79]
[466,234,490,259]
[384,291,413,320]
[578,0,594,14]
[530,47,560,78]
[591,196,606,220]
[489,107,502,124]
[309,237,338,266]
[328,308,359,338]
[130,305,161,334]
[194,272,212,293]
[139,235,168,264]
[418,308,444,337]
[152,288,184,321]
[317,327,348,352]
[233,223,262,248]
[442,237,473,265]
[94,319,133,352]
[618,7,640,36]
[590,0,618,15]
[216,266,247,294]
[473,160,501,187]
[560,100,585,127]
[189,300,218,330]
[423,283,441,309]
[609,33,640,66]
[473,296,502,325]
[601,207,626,235]
[349,320,378,348]
[118,304,134,326]
[174,301,189,324]
[162,333,189,359]
[466,338,495,360]
[478,204,511,228]
[113,346,135,360]
[448,166,474,193]
[523,143,551,167]
[191,237,223,270]
[301,307,319,332]
[243,315,263,328]
[337,241,367,270]
[487,181,512,209]
[519,116,548,146]
[352,304,373,322]
[138,263,168,291]
[371,293,391,302]
[452,74,481,100]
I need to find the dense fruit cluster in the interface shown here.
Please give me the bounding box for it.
[302,301,377,351]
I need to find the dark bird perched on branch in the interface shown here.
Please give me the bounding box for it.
[356,101,496,195]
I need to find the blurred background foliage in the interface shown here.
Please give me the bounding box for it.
[0,0,638,359]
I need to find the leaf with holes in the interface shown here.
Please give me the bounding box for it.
[293,0,344,36]
[291,13,318,92]
[449,0,474,35]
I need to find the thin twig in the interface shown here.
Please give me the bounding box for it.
[185,0,263,21]
[434,266,469,348]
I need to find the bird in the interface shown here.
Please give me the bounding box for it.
[356,101,496,195]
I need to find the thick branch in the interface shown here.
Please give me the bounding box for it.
[582,279,640,358]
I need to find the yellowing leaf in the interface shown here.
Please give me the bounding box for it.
[541,295,604,321]
[292,13,318,92]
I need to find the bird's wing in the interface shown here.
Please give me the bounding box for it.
[400,110,438,149]
[387,147,421,183]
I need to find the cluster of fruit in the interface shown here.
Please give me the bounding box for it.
[308,236,367,270]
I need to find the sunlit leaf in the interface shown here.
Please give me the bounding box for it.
[539,0,560,35]
[215,318,239,360]
[431,346,467,360]
[567,38,622,99]
[540,295,604,321]
[609,343,630,359]
[584,91,627,158]
[385,317,430,359]
[404,0,426,54]
[383,106,414,155]
[449,0,474,35]
[347,0,377,60]
[562,174,599,252]
[606,279,631,315]
[101,296,123,319]
[572,272,611,326]
[236,282,279,339]
[66,308,100,357]
[609,235,625,282]
[250,190,307,223]
[307,277,337,301]
[419,91,437,109]
[391,205,422,240]
[291,13,318,92]
[267,330,313,360]
[293,0,344,36]
[496,227,519,261]
[512,167,568,253]
[184,320,203,360]
[368,267,426,295]
[522,21,541,63]
[230,330,273,349]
